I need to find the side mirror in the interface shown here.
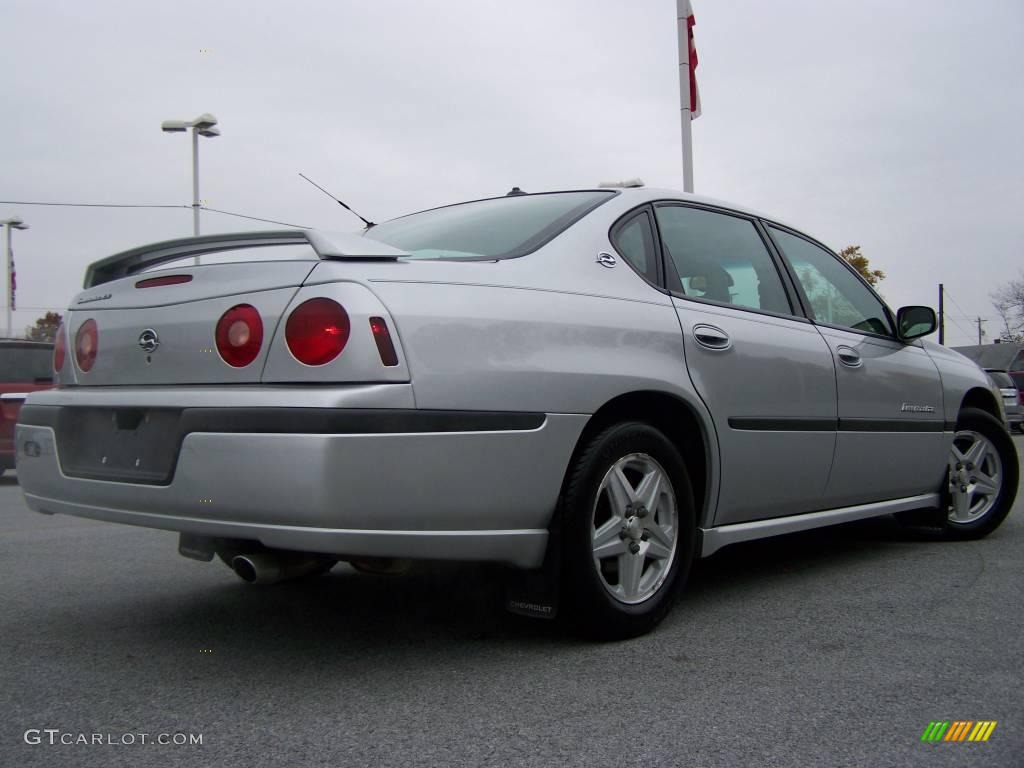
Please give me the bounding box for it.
[896,305,937,340]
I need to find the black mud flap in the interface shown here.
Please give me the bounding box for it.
[504,524,561,620]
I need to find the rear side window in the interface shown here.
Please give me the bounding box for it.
[611,210,659,284]
[0,345,53,383]
[655,205,792,315]
[364,191,615,260]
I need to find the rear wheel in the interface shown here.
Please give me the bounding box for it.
[942,408,1018,539]
[560,422,696,640]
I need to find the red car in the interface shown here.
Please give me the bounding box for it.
[1,340,55,477]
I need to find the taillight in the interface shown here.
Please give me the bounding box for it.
[54,324,67,371]
[74,319,98,372]
[285,298,350,366]
[369,317,399,367]
[215,304,263,367]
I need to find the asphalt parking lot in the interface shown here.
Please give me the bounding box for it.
[2,436,1022,768]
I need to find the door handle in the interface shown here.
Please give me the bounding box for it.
[692,324,731,351]
[836,345,862,367]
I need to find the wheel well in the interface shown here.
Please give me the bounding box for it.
[960,387,1001,421]
[569,391,711,524]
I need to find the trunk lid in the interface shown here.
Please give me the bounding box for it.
[66,261,317,386]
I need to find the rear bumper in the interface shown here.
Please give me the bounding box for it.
[15,386,588,568]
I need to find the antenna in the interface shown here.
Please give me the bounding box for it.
[298,173,376,228]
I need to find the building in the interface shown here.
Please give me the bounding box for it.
[952,342,1024,389]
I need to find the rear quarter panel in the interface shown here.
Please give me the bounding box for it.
[318,213,722,527]
[324,219,700,416]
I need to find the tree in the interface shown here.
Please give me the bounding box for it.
[26,311,63,343]
[838,245,885,286]
[991,276,1024,342]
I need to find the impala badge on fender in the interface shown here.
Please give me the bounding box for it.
[900,403,935,413]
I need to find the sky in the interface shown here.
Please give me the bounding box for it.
[1,0,1022,347]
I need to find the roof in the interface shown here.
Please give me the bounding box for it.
[951,343,1024,371]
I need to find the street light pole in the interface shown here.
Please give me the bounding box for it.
[192,127,200,236]
[161,113,220,265]
[1,217,28,339]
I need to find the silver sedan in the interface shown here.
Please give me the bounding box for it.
[15,186,1019,638]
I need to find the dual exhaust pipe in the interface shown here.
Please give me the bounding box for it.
[231,552,335,585]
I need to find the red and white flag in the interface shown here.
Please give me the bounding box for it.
[682,0,701,119]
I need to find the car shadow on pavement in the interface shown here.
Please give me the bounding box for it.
[14,513,959,659]
[684,513,949,601]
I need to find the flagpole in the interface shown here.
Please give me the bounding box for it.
[4,224,11,338]
[676,0,694,192]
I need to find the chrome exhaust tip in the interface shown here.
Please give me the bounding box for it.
[231,552,334,585]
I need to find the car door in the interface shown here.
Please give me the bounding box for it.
[650,203,838,525]
[767,225,947,507]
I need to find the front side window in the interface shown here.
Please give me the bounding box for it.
[364,191,615,260]
[769,227,892,336]
[654,205,792,315]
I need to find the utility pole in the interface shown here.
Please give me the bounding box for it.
[938,283,944,345]
[976,317,986,346]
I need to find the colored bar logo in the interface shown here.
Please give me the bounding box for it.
[920,721,997,742]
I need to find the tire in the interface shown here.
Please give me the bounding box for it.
[560,421,696,640]
[940,407,1019,540]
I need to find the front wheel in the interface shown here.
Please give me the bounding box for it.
[942,407,1019,540]
[560,422,696,640]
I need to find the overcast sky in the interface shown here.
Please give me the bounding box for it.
[2,0,1022,346]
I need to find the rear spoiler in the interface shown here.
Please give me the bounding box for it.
[83,229,409,288]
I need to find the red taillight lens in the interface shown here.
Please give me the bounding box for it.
[74,319,98,372]
[369,316,399,367]
[285,298,350,366]
[54,324,67,371]
[215,304,263,367]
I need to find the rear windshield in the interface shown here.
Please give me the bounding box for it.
[986,371,1013,388]
[364,191,615,260]
[0,345,53,383]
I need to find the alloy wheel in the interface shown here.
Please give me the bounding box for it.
[948,429,1003,524]
[591,453,679,605]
